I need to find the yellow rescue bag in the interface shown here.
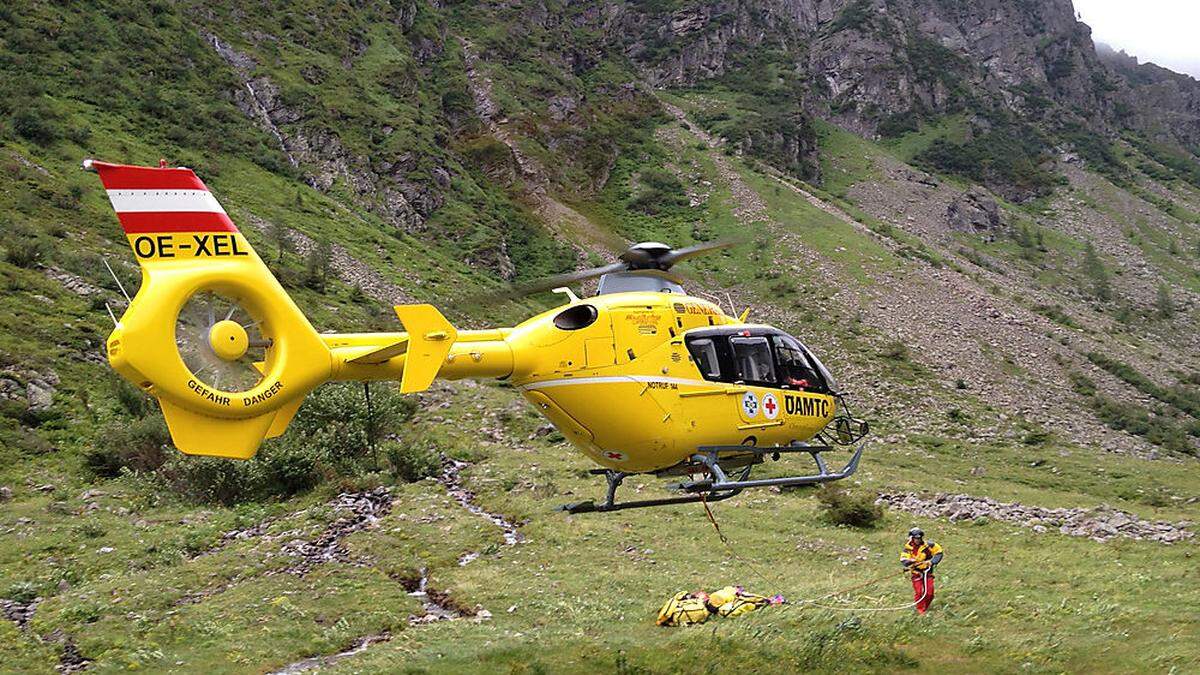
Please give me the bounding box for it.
[716,590,772,618]
[656,592,713,626]
[707,586,739,608]
[703,585,773,618]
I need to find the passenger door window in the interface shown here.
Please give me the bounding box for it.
[686,338,722,381]
[730,337,776,385]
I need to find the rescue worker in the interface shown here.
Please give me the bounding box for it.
[899,527,943,614]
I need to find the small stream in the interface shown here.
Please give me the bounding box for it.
[437,457,523,566]
[405,567,465,625]
[205,33,299,168]
[266,457,521,672]
[267,633,392,675]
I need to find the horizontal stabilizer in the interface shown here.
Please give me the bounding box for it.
[346,338,410,365]
[159,398,276,460]
[394,304,457,393]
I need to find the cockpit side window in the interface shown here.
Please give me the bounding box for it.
[730,336,776,385]
[686,338,722,381]
[771,334,827,392]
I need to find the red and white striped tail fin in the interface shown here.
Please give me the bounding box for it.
[84,159,256,263]
[82,158,331,459]
[85,159,238,234]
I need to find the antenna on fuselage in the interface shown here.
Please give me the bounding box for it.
[552,287,580,303]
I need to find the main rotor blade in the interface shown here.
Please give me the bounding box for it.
[460,261,629,307]
[659,238,741,268]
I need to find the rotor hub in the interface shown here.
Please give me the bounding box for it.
[209,319,249,361]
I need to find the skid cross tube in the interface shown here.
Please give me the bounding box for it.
[560,464,752,514]
[559,441,866,514]
[680,441,865,493]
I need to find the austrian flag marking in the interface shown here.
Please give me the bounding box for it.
[85,160,238,235]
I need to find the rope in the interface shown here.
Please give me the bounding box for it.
[799,569,929,612]
[697,496,928,613]
[700,493,782,590]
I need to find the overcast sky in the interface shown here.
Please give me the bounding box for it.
[1073,0,1200,78]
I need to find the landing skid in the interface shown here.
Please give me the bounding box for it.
[559,441,866,515]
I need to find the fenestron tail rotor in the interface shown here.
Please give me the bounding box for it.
[175,291,273,393]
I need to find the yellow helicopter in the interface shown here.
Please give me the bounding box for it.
[85,159,868,513]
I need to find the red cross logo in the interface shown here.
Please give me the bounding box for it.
[605,451,624,460]
[762,393,779,420]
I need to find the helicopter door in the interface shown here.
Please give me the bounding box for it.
[729,336,777,386]
[770,334,829,393]
[685,337,723,380]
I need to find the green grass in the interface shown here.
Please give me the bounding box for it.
[812,119,879,197]
[739,166,901,284]
[883,114,970,163]
[5,381,1197,673]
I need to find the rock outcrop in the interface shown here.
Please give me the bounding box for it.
[946,187,1004,239]
[610,0,1199,149]
[200,30,432,233]
[878,492,1194,544]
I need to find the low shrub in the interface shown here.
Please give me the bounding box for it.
[1088,352,1200,418]
[629,167,687,214]
[113,376,151,417]
[1068,372,1097,397]
[1091,395,1193,456]
[385,441,440,483]
[84,416,171,477]
[287,382,418,473]
[147,383,418,504]
[11,104,62,144]
[1022,429,1051,446]
[816,484,884,528]
[880,341,909,362]
[158,442,325,505]
[2,230,49,268]
[4,581,38,604]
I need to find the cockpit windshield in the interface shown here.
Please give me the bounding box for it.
[771,334,821,389]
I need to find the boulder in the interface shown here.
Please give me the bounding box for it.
[946,188,1004,239]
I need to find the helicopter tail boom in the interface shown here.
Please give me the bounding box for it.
[86,159,472,460]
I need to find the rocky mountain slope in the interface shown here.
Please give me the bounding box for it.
[1,0,1198,672]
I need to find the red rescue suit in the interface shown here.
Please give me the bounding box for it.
[900,539,943,614]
